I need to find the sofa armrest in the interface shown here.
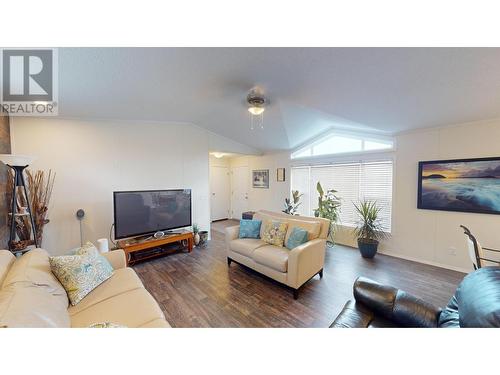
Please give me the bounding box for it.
[225,225,240,250]
[354,277,441,328]
[287,238,326,289]
[102,249,127,270]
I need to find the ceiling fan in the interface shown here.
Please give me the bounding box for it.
[246,89,268,130]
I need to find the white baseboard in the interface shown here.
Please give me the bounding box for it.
[377,249,471,274]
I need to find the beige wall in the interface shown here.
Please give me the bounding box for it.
[383,119,500,272]
[11,117,212,255]
[260,119,500,273]
[229,152,291,214]
[329,119,500,272]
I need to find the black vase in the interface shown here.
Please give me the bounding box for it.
[357,238,379,258]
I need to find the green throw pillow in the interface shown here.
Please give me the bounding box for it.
[286,227,309,250]
[50,242,114,306]
[261,220,288,247]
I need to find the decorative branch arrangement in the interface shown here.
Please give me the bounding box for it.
[6,169,55,249]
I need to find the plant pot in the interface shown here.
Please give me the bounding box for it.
[357,238,379,258]
[194,232,200,246]
[199,231,208,247]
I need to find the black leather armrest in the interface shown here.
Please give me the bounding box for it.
[353,277,441,328]
[353,277,398,319]
[330,301,374,328]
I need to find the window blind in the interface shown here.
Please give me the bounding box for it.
[291,160,393,232]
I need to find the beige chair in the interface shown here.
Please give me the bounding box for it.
[0,248,170,328]
[225,210,330,298]
[460,225,500,270]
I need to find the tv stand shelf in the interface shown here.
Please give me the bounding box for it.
[117,230,194,266]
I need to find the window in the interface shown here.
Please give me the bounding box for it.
[291,133,394,159]
[291,160,393,232]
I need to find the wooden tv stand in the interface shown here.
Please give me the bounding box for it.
[117,230,194,266]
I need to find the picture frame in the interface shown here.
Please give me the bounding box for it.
[277,168,285,182]
[417,156,500,215]
[252,169,269,189]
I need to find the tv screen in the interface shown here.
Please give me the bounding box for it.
[114,189,192,239]
[418,157,500,215]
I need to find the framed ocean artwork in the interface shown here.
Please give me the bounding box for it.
[418,157,500,215]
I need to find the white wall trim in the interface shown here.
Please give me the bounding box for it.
[377,249,470,274]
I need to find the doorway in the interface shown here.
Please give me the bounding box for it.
[210,166,231,221]
[231,165,249,219]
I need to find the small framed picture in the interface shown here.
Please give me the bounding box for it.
[277,168,285,182]
[252,169,269,189]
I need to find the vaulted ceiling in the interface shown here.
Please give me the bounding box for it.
[58,48,500,152]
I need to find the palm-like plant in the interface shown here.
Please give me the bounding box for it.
[313,182,341,244]
[353,200,388,243]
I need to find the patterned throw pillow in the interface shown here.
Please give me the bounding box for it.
[49,243,114,306]
[89,322,126,328]
[239,219,262,239]
[286,227,309,250]
[68,241,100,256]
[261,220,288,247]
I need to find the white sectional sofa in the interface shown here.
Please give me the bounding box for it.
[0,248,169,328]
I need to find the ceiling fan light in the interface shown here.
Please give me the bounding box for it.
[248,106,265,115]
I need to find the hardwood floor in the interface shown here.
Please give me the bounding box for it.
[133,224,466,327]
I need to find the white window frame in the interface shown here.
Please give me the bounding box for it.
[291,129,396,160]
[290,149,395,235]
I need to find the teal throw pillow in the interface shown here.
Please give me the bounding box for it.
[286,227,309,250]
[239,220,262,239]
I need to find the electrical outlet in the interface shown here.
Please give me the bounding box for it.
[448,247,457,256]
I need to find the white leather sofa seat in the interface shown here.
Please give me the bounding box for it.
[230,238,267,257]
[252,245,289,273]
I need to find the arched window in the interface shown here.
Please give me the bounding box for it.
[291,133,393,159]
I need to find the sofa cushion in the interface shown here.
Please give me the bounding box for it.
[69,288,166,328]
[284,219,321,243]
[252,245,289,272]
[49,249,114,306]
[0,250,15,286]
[2,249,69,308]
[238,219,262,239]
[139,318,172,328]
[286,227,309,250]
[0,283,71,328]
[230,238,267,257]
[67,267,144,315]
[261,220,288,247]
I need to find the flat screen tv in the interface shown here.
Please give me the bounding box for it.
[113,189,192,239]
[418,157,500,215]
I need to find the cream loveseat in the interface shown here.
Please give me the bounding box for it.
[0,248,170,328]
[225,210,330,298]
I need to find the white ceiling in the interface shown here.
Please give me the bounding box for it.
[58,48,500,152]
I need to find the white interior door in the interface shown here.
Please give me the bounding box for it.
[231,166,249,219]
[210,166,231,221]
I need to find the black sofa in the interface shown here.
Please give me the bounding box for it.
[331,267,500,328]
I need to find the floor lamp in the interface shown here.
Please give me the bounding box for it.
[0,154,38,252]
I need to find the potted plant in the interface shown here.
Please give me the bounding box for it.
[353,200,388,258]
[192,223,200,246]
[313,182,341,245]
[283,190,302,215]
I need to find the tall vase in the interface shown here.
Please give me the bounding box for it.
[194,232,200,246]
